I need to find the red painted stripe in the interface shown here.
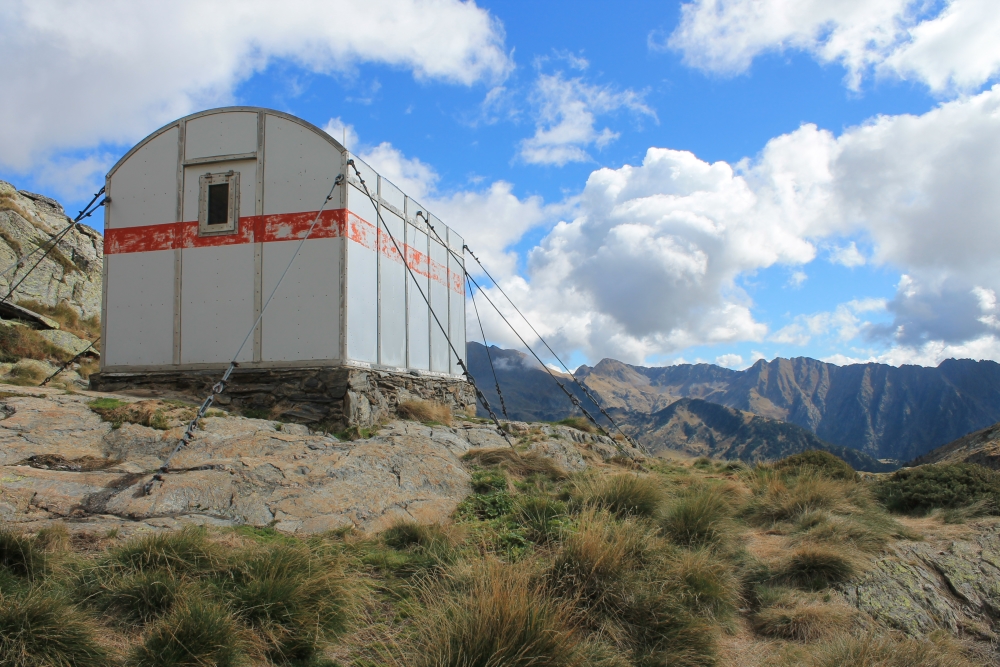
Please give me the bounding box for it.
[105,209,465,294]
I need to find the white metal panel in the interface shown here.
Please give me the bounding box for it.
[180,245,255,364]
[346,184,378,363]
[348,153,378,192]
[406,224,430,370]
[183,159,256,222]
[379,207,406,367]
[380,177,405,212]
[448,228,466,375]
[263,114,343,215]
[108,126,179,228]
[260,238,342,361]
[429,234,450,373]
[104,251,175,367]
[184,111,258,160]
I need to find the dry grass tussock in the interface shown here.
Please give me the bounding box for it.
[799,631,980,667]
[0,325,71,366]
[572,473,666,518]
[382,559,615,667]
[751,589,854,641]
[3,445,992,665]
[464,446,568,480]
[88,397,196,430]
[396,398,452,425]
[18,300,100,341]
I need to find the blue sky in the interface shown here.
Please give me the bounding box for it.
[3,0,1000,370]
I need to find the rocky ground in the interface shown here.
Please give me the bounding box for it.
[0,384,637,537]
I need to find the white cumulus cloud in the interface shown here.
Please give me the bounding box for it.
[0,0,511,171]
[666,0,1000,92]
[519,72,655,166]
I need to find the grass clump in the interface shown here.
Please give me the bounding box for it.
[391,560,608,667]
[514,495,569,544]
[802,632,978,667]
[129,598,243,667]
[554,415,596,433]
[0,325,70,365]
[88,398,191,430]
[215,541,354,663]
[772,450,857,481]
[777,544,856,591]
[464,447,568,481]
[397,399,452,426]
[0,590,107,667]
[572,473,665,518]
[17,300,100,340]
[0,528,50,581]
[752,596,853,641]
[660,485,734,549]
[875,463,1000,515]
[742,469,865,526]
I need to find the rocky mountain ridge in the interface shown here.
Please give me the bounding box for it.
[468,342,1000,462]
[616,397,894,471]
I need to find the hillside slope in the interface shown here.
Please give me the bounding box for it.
[909,421,1000,469]
[616,397,894,471]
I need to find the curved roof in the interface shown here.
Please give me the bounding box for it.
[107,106,347,179]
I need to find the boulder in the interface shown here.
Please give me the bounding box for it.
[37,329,98,357]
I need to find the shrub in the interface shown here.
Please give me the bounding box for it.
[392,560,604,667]
[875,463,1000,515]
[514,495,568,544]
[0,589,107,667]
[777,544,856,591]
[129,598,243,667]
[215,541,354,663]
[772,450,857,481]
[459,469,516,521]
[660,485,733,549]
[0,529,48,581]
[463,447,568,481]
[397,399,452,426]
[751,590,853,641]
[573,474,665,518]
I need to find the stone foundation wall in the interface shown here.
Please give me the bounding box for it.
[89,367,475,429]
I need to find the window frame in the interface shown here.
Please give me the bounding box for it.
[198,170,240,236]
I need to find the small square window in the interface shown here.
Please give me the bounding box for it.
[198,171,239,236]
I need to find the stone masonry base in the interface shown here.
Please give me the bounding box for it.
[89,367,476,429]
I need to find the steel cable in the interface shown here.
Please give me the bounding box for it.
[1,188,106,302]
[415,212,646,456]
[463,270,634,457]
[346,160,519,454]
[462,245,648,455]
[467,277,509,420]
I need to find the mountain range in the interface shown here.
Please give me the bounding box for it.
[467,342,1000,464]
